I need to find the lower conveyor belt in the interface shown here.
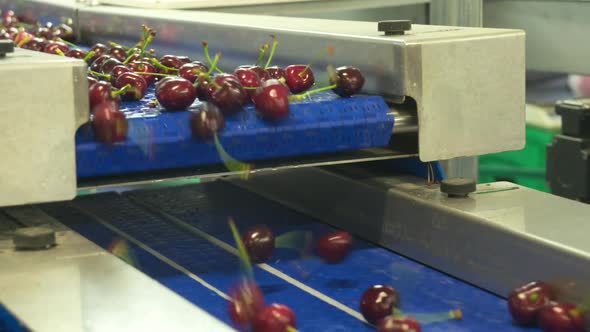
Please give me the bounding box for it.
[26,181,540,332]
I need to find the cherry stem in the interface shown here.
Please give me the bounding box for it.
[150,58,178,72]
[111,84,132,97]
[242,86,260,90]
[140,32,156,56]
[263,35,279,69]
[254,43,269,67]
[83,50,96,62]
[108,41,125,48]
[299,44,334,77]
[228,217,254,279]
[88,70,110,79]
[289,84,337,102]
[413,309,463,325]
[123,49,139,65]
[16,35,31,48]
[202,41,223,73]
[55,49,66,57]
[57,38,78,48]
[207,53,221,75]
[286,326,298,332]
[133,71,172,77]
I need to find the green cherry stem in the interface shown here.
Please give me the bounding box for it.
[83,50,96,62]
[150,58,178,72]
[111,84,132,98]
[299,44,334,77]
[263,35,279,69]
[140,31,156,56]
[88,70,110,80]
[55,49,66,57]
[254,43,269,67]
[202,41,223,73]
[228,218,254,279]
[286,326,298,332]
[289,84,337,102]
[16,35,31,48]
[123,49,139,65]
[56,38,78,48]
[207,53,221,76]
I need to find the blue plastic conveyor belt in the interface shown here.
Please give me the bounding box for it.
[36,182,540,331]
[76,89,394,178]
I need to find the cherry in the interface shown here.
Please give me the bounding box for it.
[330,66,365,97]
[54,23,74,42]
[88,76,98,87]
[190,103,225,139]
[195,77,211,101]
[108,45,127,62]
[100,58,123,74]
[115,72,147,101]
[88,43,109,62]
[285,65,314,93]
[177,55,192,64]
[34,26,53,40]
[42,40,69,55]
[0,29,9,40]
[208,77,248,115]
[14,31,34,47]
[316,231,352,263]
[228,280,265,327]
[378,316,421,332]
[234,67,261,99]
[128,61,157,86]
[266,66,286,81]
[65,49,87,59]
[88,81,121,110]
[157,55,183,74]
[508,281,554,326]
[360,285,401,325]
[109,65,131,84]
[21,38,46,51]
[253,79,290,121]
[242,225,275,264]
[92,101,128,144]
[179,62,209,83]
[538,302,585,332]
[90,54,113,72]
[2,10,19,28]
[155,77,197,111]
[237,65,270,81]
[252,304,296,332]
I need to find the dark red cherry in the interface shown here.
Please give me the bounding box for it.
[2,10,19,27]
[252,304,296,332]
[65,49,87,59]
[330,66,365,97]
[195,77,211,101]
[253,79,290,121]
[108,45,127,62]
[13,31,33,46]
[378,316,422,332]
[242,225,275,264]
[43,40,69,55]
[285,65,314,93]
[228,280,265,327]
[92,101,128,144]
[158,55,183,74]
[177,55,192,64]
[0,29,10,40]
[20,38,46,51]
[538,302,585,332]
[208,77,248,115]
[109,65,131,84]
[90,54,113,72]
[100,58,122,74]
[360,285,401,325]
[237,65,270,82]
[128,61,157,86]
[6,27,18,40]
[89,81,120,110]
[179,62,209,83]
[88,43,108,63]
[508,281,554,326]
[115,72,147,101]
[316,231,352,263]
[155,77,197,111]
[34,26,53,40]
[266,66,286,81]
[190,103,225,139]
[54,23,74,42]
[88,76,98,87]
[234,68,261,99]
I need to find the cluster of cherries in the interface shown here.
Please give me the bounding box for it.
[508,281,587,332]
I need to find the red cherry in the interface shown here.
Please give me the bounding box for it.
[179,62,209,83]
[109,65,131,84]
[316,231,352,263]
[228,280,265,327]
[508,281,554,326]
[115,72,147,101]
[100,58,123,74]
[88,76,98,87]
[54,23,74,42]
[20,38,46,51]
[92,101,128,144]
[155,77,197,111]
[128,61,157,86]
[234,67,261,99]
[43,40,69,55]
[330,66,365,97]
[242,225,275,264]
[253,79,290,121]
[208,77,248,115]
[2,10,19,27]
[90,55,114,73]
[237,65,270,82]
[108,45,127,62]
[65,49,87,59]
[196,77,211,101]
[89,81,120,110]
[177,55,192,65]
[378,316,421,332]
[34,26,54,40]
[158,55,183,74]
[538,302,585,332]
[253,304,296,332]
[14,31,34,46]
[360,285,401,325]
[88,43,109,63]
[284,65,314,93]
[190,103,225,139]
[266,66,286,81]
[0,29,10,40]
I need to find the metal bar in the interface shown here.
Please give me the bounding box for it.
[429,0,483,27]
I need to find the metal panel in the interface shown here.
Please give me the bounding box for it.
[429,0,483,26]
[0,49,88,207]
[78,6,526,162]
[232,166,590,298]
[0,207,233,332]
